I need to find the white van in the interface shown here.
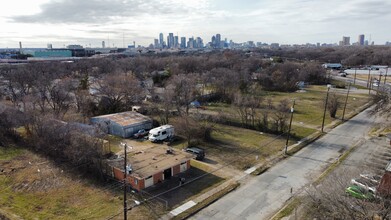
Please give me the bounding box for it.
[148,125,174,142]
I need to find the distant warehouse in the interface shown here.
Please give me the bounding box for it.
[322,63,342,69]
[33,49,72,57]
[91,111,153,138]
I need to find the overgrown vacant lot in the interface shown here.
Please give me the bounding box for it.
[179,85,370,170]
[0,146,155,220]
[206,85,370,133]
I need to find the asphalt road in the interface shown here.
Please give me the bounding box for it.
[191,107,377,220]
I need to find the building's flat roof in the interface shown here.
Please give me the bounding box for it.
[108,145,194,179]
[92,111,152,127]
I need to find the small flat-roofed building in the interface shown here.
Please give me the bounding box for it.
[322,63,343,69]
[91,111,153,138]
[107,146,194,190]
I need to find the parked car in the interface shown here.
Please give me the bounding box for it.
[345,185,375,200]
[133,129,149,139]
[359,174,382,184]
[184,147,205,161]
[351,178,377,194]
[338,72,347,77]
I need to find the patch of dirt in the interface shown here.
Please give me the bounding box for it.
[1,151,71,193]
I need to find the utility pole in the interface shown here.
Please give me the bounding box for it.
[123,143,128,220]
[378,71,383,94]
[353,68,357,85]
[384,67,388,85]
[285,99,295,154]
[321,85,331,133]
[369,77,372,95]
[342,82,351,121]
[367,68,372,88]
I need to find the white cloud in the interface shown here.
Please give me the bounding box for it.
[0,0,390,48]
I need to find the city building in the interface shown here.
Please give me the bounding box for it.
[33,49,72,58]
[188,37,195,48]
[358,34,365,46]
[159,33,164,48]
[196,37,204,48]
[90,111,153,138]
[339,36,350,46]
[168,33,174,48]
[180,37,186,48]
[211,35,216,48]
[66,44,84,49]
[216,34,221,48]
[154,39,159,48]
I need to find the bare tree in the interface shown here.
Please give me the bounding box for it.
[272,99,290,133]
[167,73,198,116]
[174,114,215,146]
[46,79,76,119]
[327,93,340,118]
[93,73,144,114]
[305,168,391,220]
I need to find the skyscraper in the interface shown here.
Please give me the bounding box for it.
[174,36,179,48]
[180,37,186,48]
[168,33,174,48]
[358,34,365,46]
[188,37,194,48]
[342,36,350,46]
[159,33,164,48]
[211,35,216,48]
[196,37,203,48]
[216,34,221,48]
[154,39,159,48]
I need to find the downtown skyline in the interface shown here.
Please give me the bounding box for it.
[1,0,391,48]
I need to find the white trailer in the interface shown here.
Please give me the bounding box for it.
[148,125,174,142]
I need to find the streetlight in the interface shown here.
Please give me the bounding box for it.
[342,82,351,121]
[285,99,295,155]
[321,84,332,133]
[367,68,372,88]
[120,142,129,220]
[383,67,389,85]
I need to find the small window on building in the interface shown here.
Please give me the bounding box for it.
[135,178,138,185]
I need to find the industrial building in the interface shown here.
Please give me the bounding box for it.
[106,146,194,190]
[33,50,72,58]
[322,63,343,69]
[91,111,153,138]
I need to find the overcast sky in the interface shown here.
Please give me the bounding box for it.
[1,0,390,48]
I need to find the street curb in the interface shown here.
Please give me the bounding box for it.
[170,182,240,220]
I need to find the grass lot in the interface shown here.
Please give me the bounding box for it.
[203,124,288,169]
[189,85,370,170]
[205,85,369,137]
[0,146,154,220]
